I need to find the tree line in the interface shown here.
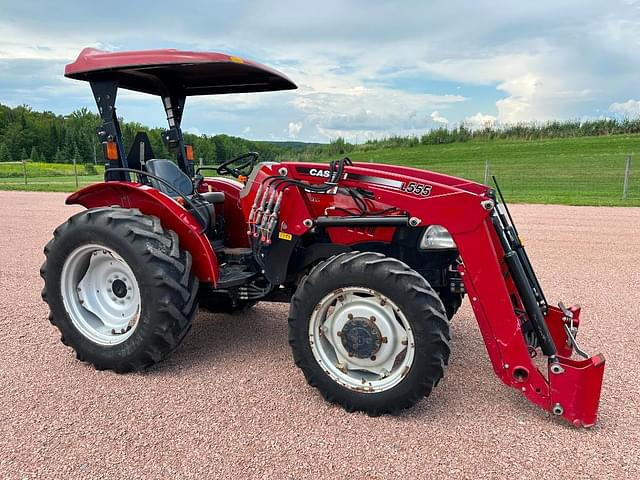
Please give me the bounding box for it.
[2,102,640,165]
[0,103,292,164]
[296,118,640,159]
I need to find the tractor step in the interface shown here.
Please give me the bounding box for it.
[218,247,254,265]
[217,263,256,288]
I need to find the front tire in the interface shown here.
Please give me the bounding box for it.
[288,251,451,416]
[41,207,199,372]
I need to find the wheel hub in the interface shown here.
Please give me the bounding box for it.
[111,279,128,298]
[308,287,415,393]
[340,317,382,359]
[61,244,141,345]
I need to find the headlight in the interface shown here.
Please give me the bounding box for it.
[419,225,457,250]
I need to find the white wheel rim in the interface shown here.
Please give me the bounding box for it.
[61,244,141,346]
[308,287,415,393]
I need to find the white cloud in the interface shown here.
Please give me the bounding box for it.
[464,112,497,129]
[184,126,202,136]
[290,83,464,140]
[1,0,640,140]
[609,99,640,117]
[430,111,448,124]
[288,121,303,137]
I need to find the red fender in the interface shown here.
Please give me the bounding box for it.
[66,182,219,284]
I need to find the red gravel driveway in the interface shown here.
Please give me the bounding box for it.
[1,191,639,479]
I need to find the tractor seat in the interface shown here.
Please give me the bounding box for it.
[145,159,193,197]
[144,159,227,235]
[144,159,226,204]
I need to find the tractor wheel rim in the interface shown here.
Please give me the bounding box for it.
[61,244,141,346]
[308,287,415,393]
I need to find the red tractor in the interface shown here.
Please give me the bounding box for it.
[41,48,605,426]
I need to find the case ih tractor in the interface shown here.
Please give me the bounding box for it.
[41,48,605,426]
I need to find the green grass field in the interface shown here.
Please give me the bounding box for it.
[0,176,104,192]
[1,135,639,205]
[0,162,104,192]
[338,134,640,206]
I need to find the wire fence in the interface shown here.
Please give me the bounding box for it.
[0,155,637,205]
[0,160,103,192]
[355,153,639,206]
[471,156,638,205]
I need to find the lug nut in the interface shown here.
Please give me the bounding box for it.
[347,313,353,320]
[370,355,376,361]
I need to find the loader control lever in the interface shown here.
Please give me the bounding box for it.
[558,302,589,359]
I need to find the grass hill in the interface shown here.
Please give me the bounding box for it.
[328,135,640,206]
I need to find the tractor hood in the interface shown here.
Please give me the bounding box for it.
[64,48,297,96]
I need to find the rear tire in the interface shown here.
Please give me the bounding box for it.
[288,251,451,416]
[41,207,199,372]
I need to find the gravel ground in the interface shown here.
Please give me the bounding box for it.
[1,191,639,479]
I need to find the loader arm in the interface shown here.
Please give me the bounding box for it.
[267,161,605,426]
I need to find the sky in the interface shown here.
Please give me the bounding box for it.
[1,0,640,143]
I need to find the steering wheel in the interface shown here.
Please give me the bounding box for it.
[216,151,260,177]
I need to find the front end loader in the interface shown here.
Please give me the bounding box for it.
[40,48,605,427]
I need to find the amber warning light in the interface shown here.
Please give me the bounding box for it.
[104,141,118,161]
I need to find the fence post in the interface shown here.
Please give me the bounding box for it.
[484,159,491,185]
[72,158,79,188]
[623,155,631,199]
[22,160,27,185]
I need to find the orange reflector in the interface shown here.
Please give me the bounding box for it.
[238,175,248,183]
[175,197,185,207]
[105,142,118,161]
[185,145,194,161]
